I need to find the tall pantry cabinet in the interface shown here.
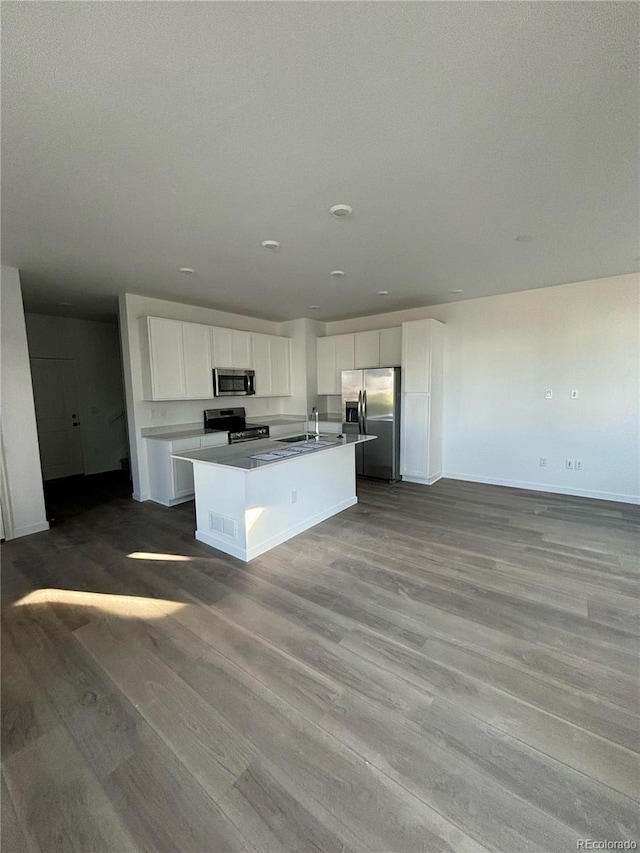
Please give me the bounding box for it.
[400,319,445,484]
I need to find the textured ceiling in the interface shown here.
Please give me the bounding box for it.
[2,1,638,322]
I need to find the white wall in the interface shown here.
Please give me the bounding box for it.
[25,314,128,475]
[280,317,324,418]
[0,266,49,538]
[119,293,308,501]
[327,274,640,503]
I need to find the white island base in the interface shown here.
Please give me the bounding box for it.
[173,436,374,562]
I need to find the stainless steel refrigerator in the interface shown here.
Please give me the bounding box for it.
[342,367,401,482]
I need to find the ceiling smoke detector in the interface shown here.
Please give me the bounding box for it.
[329,204,353,218]
[179,267,195,274]
[377,290,389,296]
[261,240,280,250]
[450,289,464,294]
[330,270,345,278]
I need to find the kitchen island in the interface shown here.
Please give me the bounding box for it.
[172,433,375,561]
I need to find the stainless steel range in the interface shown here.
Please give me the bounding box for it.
[204,407,270,444]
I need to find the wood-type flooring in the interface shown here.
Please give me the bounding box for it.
[2,472,639,852]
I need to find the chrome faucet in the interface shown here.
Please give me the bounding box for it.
[311,406,319,438]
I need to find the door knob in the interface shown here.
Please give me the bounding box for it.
[72,422,80,427]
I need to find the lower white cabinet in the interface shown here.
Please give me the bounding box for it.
[146,433,227,506]
[400,319,445,485]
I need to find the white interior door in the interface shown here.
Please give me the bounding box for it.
[30,358,84,480]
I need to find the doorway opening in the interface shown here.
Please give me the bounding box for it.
[25,313,130,524]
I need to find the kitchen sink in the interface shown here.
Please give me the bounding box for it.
[275,433,337,443]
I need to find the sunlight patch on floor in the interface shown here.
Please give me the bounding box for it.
[127,551,193,562]
[12,588,185,619]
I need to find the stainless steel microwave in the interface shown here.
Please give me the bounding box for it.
[213,368,256,397]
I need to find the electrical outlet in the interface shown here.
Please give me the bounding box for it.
[566,459,574,469]
[575,460,583,470]
[290,490,297,504]
[539,457,548,467]
[544,389,553,399]
[570,389,579,399]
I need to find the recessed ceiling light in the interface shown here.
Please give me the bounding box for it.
[261,240,280,250]
[179,267,195,274]
[59,302,72,306]
[450,289,464,294]
[329,204,353,218]
[330,270,345,278]
[377,290,389,296]
[515,234,535,242]
[309,305,320,309]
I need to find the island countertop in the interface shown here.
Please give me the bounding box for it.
[172,433,376,472]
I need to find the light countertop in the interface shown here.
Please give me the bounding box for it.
[143,412,340,442]
[172,433,375,471]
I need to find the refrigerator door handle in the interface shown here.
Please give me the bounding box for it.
[358,390,364,433]
[362,390,367,434]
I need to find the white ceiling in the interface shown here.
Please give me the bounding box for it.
[2,2,638,323]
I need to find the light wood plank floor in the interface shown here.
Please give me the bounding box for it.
[2,473,639,853]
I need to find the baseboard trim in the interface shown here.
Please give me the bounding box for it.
[442,472,640,505]
[10,520,50,539]
[402,473,443,486]
[195,497,359,562]
[132,491,150,503]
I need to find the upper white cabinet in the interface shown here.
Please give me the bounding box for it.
[251,333,291,397]
[317,334,355,394]
[211,327,252,369]
[317,337,337,395]
[379,327,402,367]
[402,320,432,392]
[269,335,291,396]
[400,319,445,485]
[143,317,290,401]
[183,322,213,399]
[147,318,185,399]
[317,328,401,394]
[354,331,379,368]
[145,317,213,401]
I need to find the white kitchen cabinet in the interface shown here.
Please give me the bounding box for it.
[317,337,337,394]
[335,334,355,377]
[145,317,214,401]
[317,334,355,394]
[318,329,401,394]
[146,432,228,506]
[250,333,291,396]
[251,333,272,395]
[211,327,252,369]
[183,322,213,399]
[354,331,379,368]
[400,319,445,485]
[379,327,402,366]
[147,317,185,399]
[269,335,291,396]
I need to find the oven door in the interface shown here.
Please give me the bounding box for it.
[213,369,256,397]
